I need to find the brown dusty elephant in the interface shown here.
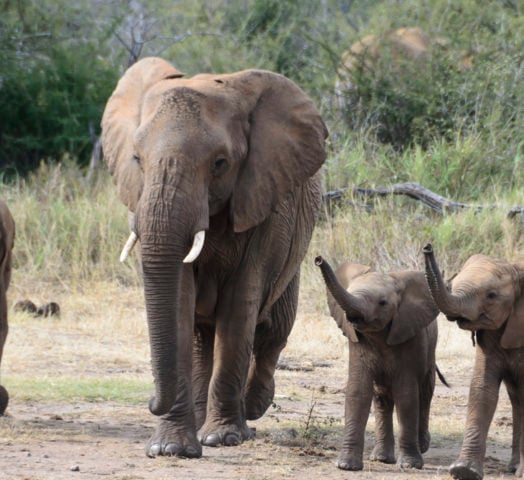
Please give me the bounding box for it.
[335,26,473,107]
[424,244,524,480]
[315,256,440,471]
[101,57,328,458]
[0,200,15,415]
[335,27,432,106]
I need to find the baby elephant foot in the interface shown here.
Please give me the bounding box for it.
[449,459,483,480]
[197,421,254,447]
[370,444,395,464]
[146,420,202,459]
[397,451,423,469]
[336,452,363,471]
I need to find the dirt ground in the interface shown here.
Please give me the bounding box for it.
[0,283,517,480]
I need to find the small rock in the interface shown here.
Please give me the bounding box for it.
[70,465,80,472]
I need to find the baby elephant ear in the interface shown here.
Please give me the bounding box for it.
[500,263,524,349]
[387,271,439,346]
[228,70,328,233]
[327,262,372,344]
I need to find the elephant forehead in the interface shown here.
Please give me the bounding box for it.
[453,258,515,293]
[348,272,396,295]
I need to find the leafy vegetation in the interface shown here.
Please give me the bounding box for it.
[0,0,522,286]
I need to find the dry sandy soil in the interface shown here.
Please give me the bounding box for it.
[0,281,516,480]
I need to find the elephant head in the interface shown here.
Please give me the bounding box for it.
[315,256,438,345]
[423,244,524,349]
[102,57,327,415]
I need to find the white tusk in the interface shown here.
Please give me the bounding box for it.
[183,230,205,263]
[119,231,138,262]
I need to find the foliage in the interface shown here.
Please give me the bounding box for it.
[337,0,523,153]
[0,0,120,176]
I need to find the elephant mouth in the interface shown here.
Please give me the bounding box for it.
[346,317,366,330]
[447,316,474,330]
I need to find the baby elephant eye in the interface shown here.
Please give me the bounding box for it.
[212,156,228,176]
[378,299,387,306]
[486,291,497,300]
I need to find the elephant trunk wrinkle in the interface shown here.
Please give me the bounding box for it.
[316,256,366,318]
[423,244,462,318]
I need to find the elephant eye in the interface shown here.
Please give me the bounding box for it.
[212,156,228,176]
[486,291,497,300]
[133,154,141,166]
[378,299,387,306]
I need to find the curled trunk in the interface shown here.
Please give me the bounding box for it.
[422,244,462,317]
[315,256,367,318]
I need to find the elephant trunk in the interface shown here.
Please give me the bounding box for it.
[422,244,462,318]
[315,256,366,318]
[138,183,206,417]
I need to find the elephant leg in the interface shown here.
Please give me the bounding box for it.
[504,381,520,473]
[393,380,423,469]
[370,388,395,463]
[337,354,374,471]
[245,274,298,420]
[192,322,215,430]
[145,266,201,459]
[419,369,436,454]
[450,353,501,480]
[0,267,9,415]
[197,285,258,447]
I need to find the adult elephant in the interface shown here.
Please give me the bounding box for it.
[423,244,524,480]
[315,256,440,471]
[0,200,15,415]
[101,57,328,458]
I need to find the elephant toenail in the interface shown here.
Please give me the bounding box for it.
[202,433,220,447]
[164,443,181,456]
[224,433,240,446]
[148,444,161,457]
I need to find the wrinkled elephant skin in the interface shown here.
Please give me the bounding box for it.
[316,256,440,471]
[101,57,328,458]
[424,244,524,479]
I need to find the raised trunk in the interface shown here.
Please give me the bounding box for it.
[422,244,462,317]
[315,256,367,318]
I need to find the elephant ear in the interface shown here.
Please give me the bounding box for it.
[101,57,184,212]
[500,262,524,349]
[227,70,328,233]
[327,263,372,343]
[387,271,439,346]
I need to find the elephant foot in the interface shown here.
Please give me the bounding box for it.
[370,444,395,464]
[336,452,363,471]
[197,420,254,447]
[507,457,519,474]
[146,419,202,459]
[515,464,524,477]
[0,385,9,415]
[245,376,275,421]
[397,451,423,469]
[419,430,431,453]
[449,459,483,480]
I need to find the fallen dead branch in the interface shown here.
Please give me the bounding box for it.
[323,182,523,220]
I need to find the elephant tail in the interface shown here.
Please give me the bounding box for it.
[436,365,450,388]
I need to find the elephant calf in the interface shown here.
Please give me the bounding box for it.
[316,256,440,471]
[424,244,524,480]
[0,200,14,415]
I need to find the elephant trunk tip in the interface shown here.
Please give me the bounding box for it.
[314,255,324,266]
[422,243,433,254]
